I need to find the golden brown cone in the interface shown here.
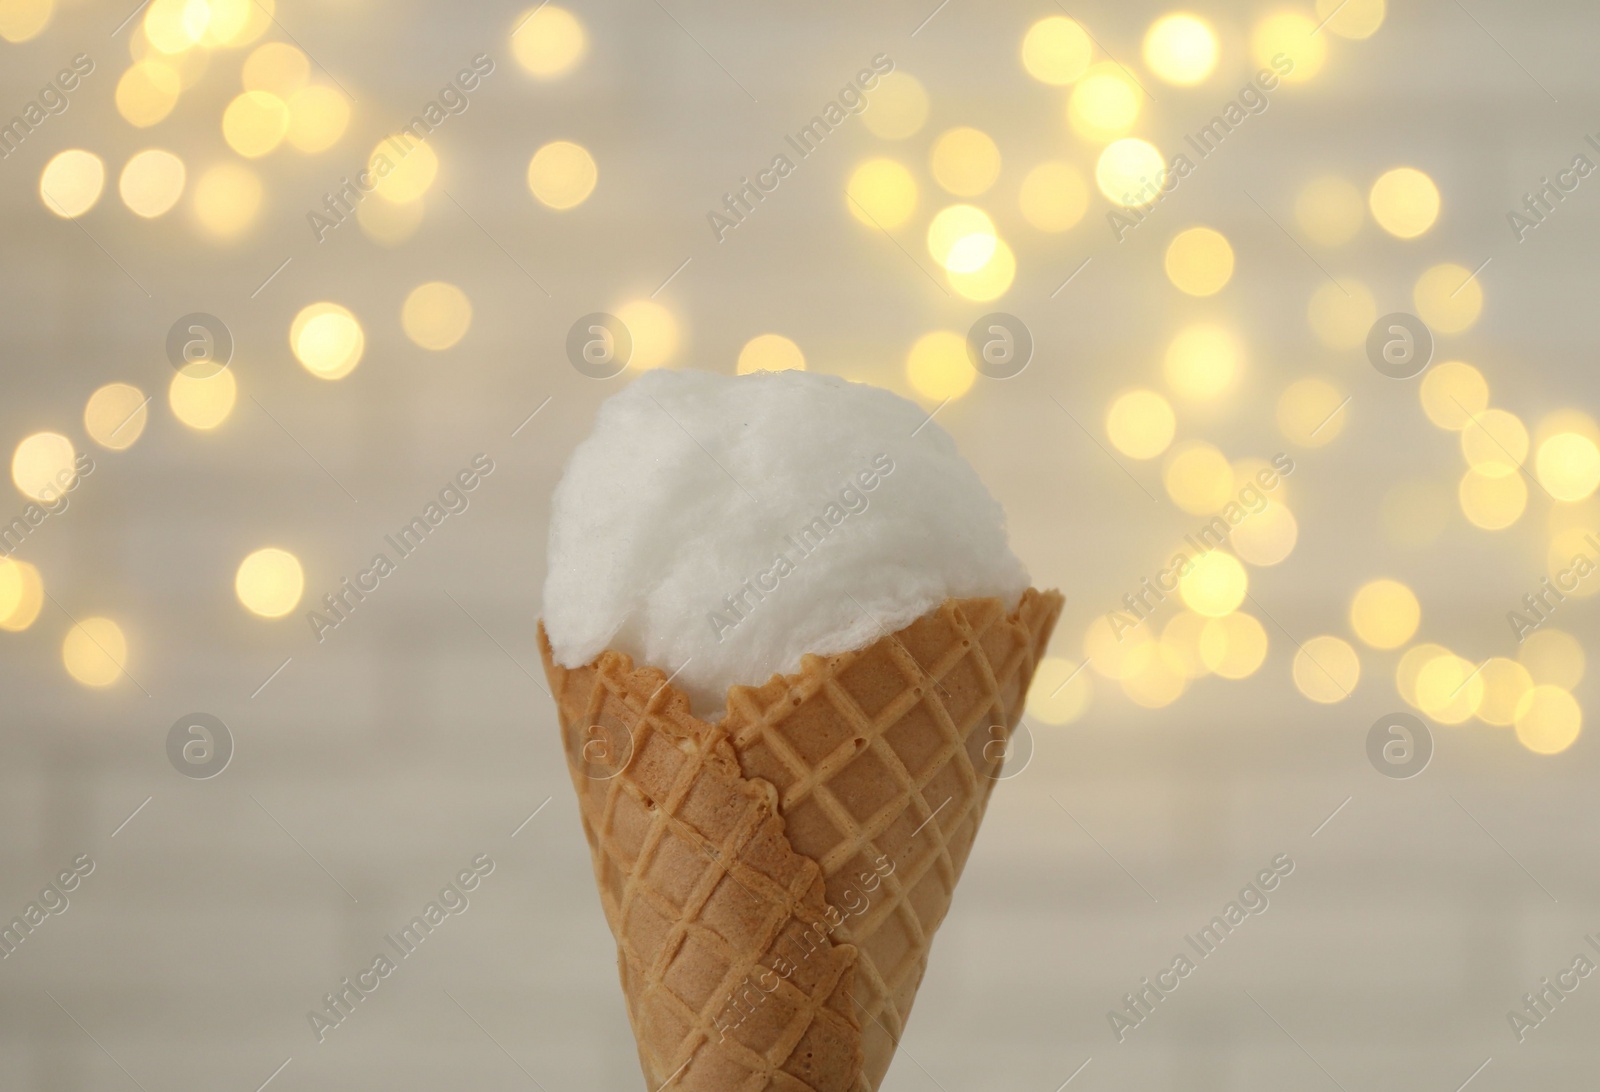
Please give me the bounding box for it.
[540,588,1062,1091]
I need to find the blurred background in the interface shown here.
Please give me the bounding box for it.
[3,0,1599,1088]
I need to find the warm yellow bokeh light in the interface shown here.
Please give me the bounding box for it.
[1536,433,1600,502]
[1231,503,1298,566]
[1459,407,1528,478]
[1476,658,1533,727]
[193,162,263,239]
[1317,0,1385,38]
[1349,578,1420,650]
[85,383,150,451]
[372,140,439,204]
[223,90,291,158]
[1143,13,1219,85]
[617,299,680,371]
[1106,389,1176,460]
[116,60,182,128]
[1026,655,1094,725]
[1306,279,1377,350]
[929,127,1001,197]
[1414,262,1483,334]
[357,194,425,246]
[1164,323,1241,401]
[1021,16,1093,86]
[1251,11,1326,82]
[242,41,309,96]
[1084,614,1154,680]
[846,158,918,230]
[1369,167,1440,239]
[1179,550,1248,617]
[143,0,203,52]
[512,4,587,78]
[1294,175,1364,246]
[926,205,997,272]
[1397,643,1450,708]
[905,330,976,402]
[1277,376,1348,446]
[12,432,77,502]
[285,86,350,154]
[948,238,1016,301]
[0,558,43,632]
[1458,467,1527,530]
[1199,612,1269,679]
[1164,226,1234,296]
[1096,138,1166,207]
[119,149,186,218]
[527,140,598,209]
[169,364,237,430]
[1520,628,1584,689]
[1161,611,1213,679]
[1419,361,1489,430]
[291,302,365,379]
[1018,161,1088,232]
[1164,442,1234,514]
[737,333,805,375]
[401,282,472,351]
[1068,67,1142,142]
[1122,643,1188,708]
[1416,653,1484,724]
[62,617,128,688]
[1293,636,1359,703]
[1515,686,1581,755]
[236,547,305,618]
[198,0,262,47]
[860,71,929,140]
[0,0,51,42]
[39,150,104,219]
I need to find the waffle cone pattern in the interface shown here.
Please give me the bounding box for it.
[538,588,1062,1091]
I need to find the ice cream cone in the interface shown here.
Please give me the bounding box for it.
[540,588,1062,1090]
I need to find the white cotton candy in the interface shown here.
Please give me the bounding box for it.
[542,368,1029,714]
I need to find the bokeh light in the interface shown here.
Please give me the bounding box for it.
[1251,11,1326,82]
[1277,376,1348,446]
[1294,175,1364,246]
[1018,161,1088,232]
[85,383,150,451]
[1369,167,1440,239]
[860,72,928,140]
[0,0,51,41]
[926,205,997,272]
[291,302,365,379]
[62,618,128,688]
[371,140,439,204]
[846,158,918,230]
[12,432,76,502]
[1419,361,1489,430]
[1106,389,1175,460]
[905,330,976,401]
[1199,612,1269,679]
[1415,652,1483,724]
[1476,658,1533,727]
[119,149,186,218]
[1397,643,1450,708]
[169,364,237,430]
[1293,636,1359,703]
[285,86,350,153]
[947,238,1016,301]
[143,0,203,52]
[222,90,291,158]
[401,282,472,351]
[1161,611,1213,679]
[236,547,305,618]
[528,140,598,209]
[1143,13,1218,85]
[1349,578,1420,649]
[39,150,104,219]
[929,127,1001,197]
[1306,279,1377,349]
[1096,138,1165,207]
[1026,656,1094,725]
[1121,643,1188,708]
[0,558,43,632]
[1164,442,1234,514]
[1164,323,1240,401]
[512,4,587,79]
[1458,467,1527,530]
[357,195,424,246]
[1164,226,1234,296]
[1514,686,1581,754]
[242,42,309,96]
[1317,0,1386,38]
[1231,503,1299,566]
[1459,407,1528,478]
[1021,16,1092,86]
[1179,550,1248,617]
[737,334,805,375]
[616,299,680,371]
[192,162,263,239]
[1413,262,1483,334]
[1519,628,1584,689]
[116,60,182,127]
[1068,67,1142,142]
[1536,433,1600,502]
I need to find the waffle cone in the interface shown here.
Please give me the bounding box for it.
[539,588,1062,1091]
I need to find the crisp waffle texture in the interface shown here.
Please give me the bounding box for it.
[540,588,1062,1091]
